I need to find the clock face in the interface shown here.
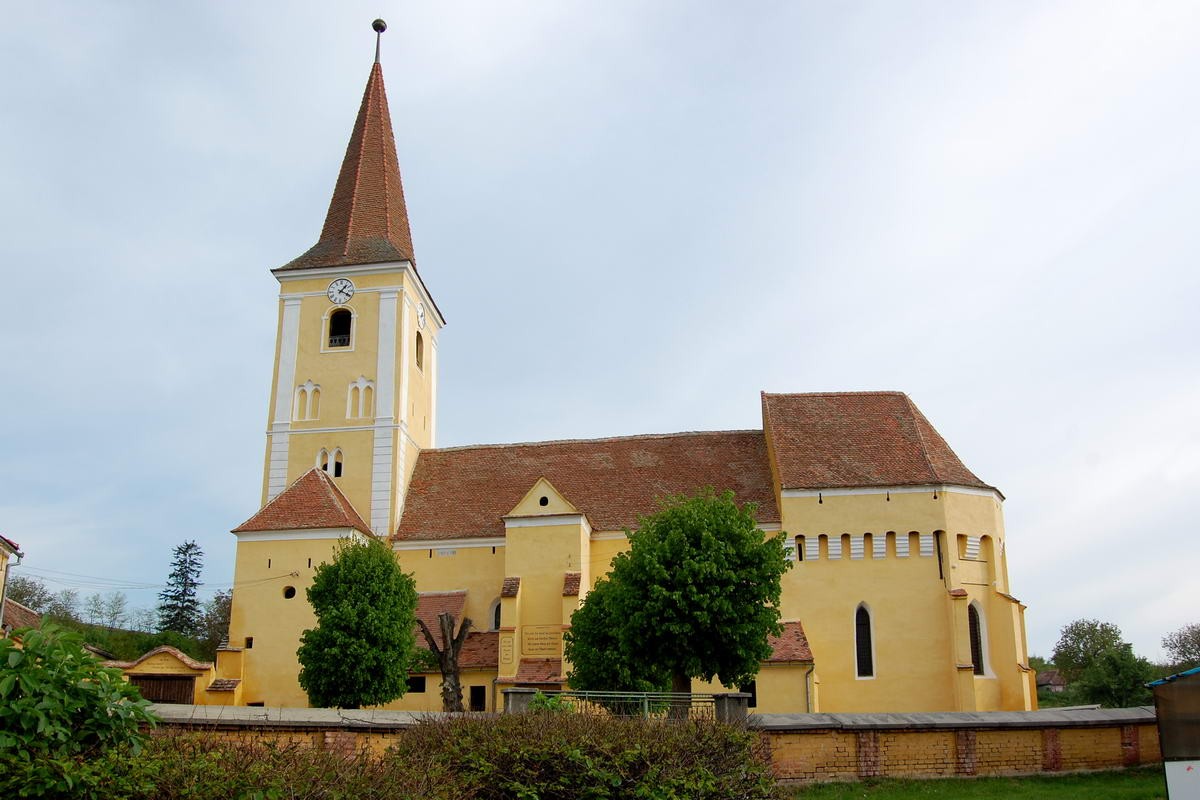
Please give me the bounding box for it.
[416,302,427,329]
[327,278,355,305]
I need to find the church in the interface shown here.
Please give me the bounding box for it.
[216,28,1036,714]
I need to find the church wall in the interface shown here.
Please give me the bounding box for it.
[501,520,589,669]
[228,535,347,707]
[394,542,506,629]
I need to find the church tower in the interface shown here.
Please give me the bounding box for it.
[259,26,442,535]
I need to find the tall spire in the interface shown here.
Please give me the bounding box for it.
[279,20,416,271]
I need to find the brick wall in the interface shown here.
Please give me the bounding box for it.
[148,704,1159,784]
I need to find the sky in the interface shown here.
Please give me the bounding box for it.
[1,1,1197,662]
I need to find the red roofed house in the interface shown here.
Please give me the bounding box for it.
[221,29,1035,714]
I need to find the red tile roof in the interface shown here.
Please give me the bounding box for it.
[207,678,241,692]
[456,631,499,670]
[501,577,520,598]
[1,599,40,631]
[562,572,581,597]
[412,593,498,669]
[509,658,565,684]
[0,534,20,554]
[103,645,213,672]
[415,591,467,633]
[765,621,813,663]
[232,468,372,534]
[279,63,416,272]
[394,431,779,541]
[761,392,992,492]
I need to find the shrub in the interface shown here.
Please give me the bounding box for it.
[0,624,156,798]
[528,690,576,713]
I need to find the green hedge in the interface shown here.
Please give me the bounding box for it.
[0,715,778,800]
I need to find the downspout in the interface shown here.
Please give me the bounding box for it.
[804,664,815,712]
[0,546,26,637]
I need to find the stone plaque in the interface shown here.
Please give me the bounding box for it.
[522,625,561,657]
[500,635,514,664]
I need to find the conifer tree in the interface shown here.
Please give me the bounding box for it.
[156,540,204,636]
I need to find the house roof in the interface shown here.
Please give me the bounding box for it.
[761,391,993,492]
[232,468,372,535]
[103,645,213,672]
[765,621,813,663]
[1,599,40,631]
[394,431,779,541]
[278,61,416,273]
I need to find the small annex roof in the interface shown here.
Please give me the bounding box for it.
[1,598,40,631]
[395,430,779,541]
[761,391,993,493]
[765,621,813,663]
[0,534,21,554]
[103,645,213,672]
[232,468,371,535]
[508,658,565,684]
[415,591,467,633]
[412,592,498,670]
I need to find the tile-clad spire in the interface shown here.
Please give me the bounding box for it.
[278,59,416,271]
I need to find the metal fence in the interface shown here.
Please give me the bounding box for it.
[531,690,719,720]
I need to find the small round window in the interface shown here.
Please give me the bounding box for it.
[539,496,549,507]
[283,586,297,599]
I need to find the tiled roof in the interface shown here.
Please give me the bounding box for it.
[207,678,241,692]
[103,645,213,672]
[765,621,813,663]
[456,631,499,670]
[562,572,581,597]
[761,392,992,492]
[500,577,521,598]
[278,62,417,272]
[949,588,969,598]
[395,431,779,541]
[510,658,565,684]
[0,534,20,554]
[232,468,371,535]
[415,591,467,633]
[1,599,40,631]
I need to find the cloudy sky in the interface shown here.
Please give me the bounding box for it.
[1,2,1196,661]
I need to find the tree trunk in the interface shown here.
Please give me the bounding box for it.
[669,670,690,719]
[416,612,473,713]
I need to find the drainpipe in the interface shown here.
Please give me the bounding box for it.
[804,665,815,712]
[0,545,26,637]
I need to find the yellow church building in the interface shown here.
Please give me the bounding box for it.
[220,33,1036,714]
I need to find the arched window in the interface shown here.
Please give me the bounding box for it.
[332,448,343,478]
[489,598,502,631]
[328,309,352,348]
[316,448,329,471]
[346,376,375,418]
[294,381,321,421]
[855,604,874,678]
[968,603,987,676]
[415,331,424,370]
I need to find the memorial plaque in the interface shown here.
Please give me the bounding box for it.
[500,636,514,664]
[522,625,561,657]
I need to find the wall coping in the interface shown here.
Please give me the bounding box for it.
[751,706,1156,731]
[149,704,446,731]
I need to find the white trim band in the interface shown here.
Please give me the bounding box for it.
[233,528,370,543]
[781,484,1002,501]
[393,537,506,551]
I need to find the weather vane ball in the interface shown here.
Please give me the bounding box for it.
[373,19,387,33]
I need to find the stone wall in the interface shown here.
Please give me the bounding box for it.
[147,704,1160,783]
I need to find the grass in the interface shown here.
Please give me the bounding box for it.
[792,767,1166,799]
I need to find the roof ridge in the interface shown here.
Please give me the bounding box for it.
[761,390,908,399]
[900,394,940,482]
[424,429,765,453]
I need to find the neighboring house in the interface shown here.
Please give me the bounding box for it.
[1,598,40,636]
[1036,668,1068,693]
[0,534,24,637]
[219,34,1037,714]
[103,646,219,705]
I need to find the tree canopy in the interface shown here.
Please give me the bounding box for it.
[157,540,204,636]
[1162,623,1200,671]
[297,536,418,709]
[1052,618,1124,683]
[564,488,790,694]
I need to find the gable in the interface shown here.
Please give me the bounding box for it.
[507,477,580,518]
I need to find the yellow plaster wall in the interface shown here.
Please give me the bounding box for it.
[395,543,505,628]
[228,536,348,707]
[503,521,588,667]
[380,669,497,713]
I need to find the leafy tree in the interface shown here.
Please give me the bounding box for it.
[565,488,790,695]
[564,577,669,693]
[1076,643,1154,707]
[416,611,473,712]
[197,590,233,660]
[157,540,204,636]
[1162,623,1200,670]
[298,537,419,708]
[84,593,105,625]
[1052,619,1124,683]
[103,591,129,629]
[0,623,156,797]
[1028,654,1052,673]
[5,575,52,612]
[46,589,80,621]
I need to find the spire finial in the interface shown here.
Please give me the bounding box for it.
[373,19,387,64]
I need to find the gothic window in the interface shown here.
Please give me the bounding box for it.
[415,331,424,370]
[328,308,352,348]
[332,448,343,478]
[316,448,329,471]
[346,376,375,418]
[968,603,987,676]
[294,380,321,421]
[489,598,502,631]
[855,604,874,678]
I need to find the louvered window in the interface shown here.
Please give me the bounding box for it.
[855,605,874,677]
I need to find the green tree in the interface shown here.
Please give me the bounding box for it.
[565,488,790,695]
[1052,619,1124,683]
[102,591,129,629]
[297,537,419,708]
[197,590,233,660]
[1076,643,1154,707]
[157,540,204,636]
[564,577,669,693]
[5,575,52,612]
[0,623,156,797]
[1162,623,1200,671]
[46,589,80,621]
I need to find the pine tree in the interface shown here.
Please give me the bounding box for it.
[157,540,204,636]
